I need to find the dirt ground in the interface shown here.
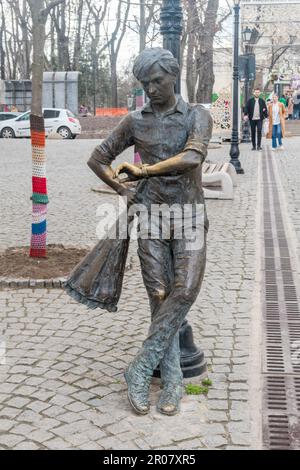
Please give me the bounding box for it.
[78,115,123,139]
[0,245,88,279]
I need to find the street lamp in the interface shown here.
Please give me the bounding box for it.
[159,0,207,379]
[241,27,254,143]
[230,0,244,174]
[242,27,252,44]
[160,0,183,93]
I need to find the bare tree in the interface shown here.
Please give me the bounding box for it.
[183,0,230,103]
[103,0,130,107]
[136,0,160,52]
[50,1,70,70]
[85,0,109,112]
[241,3,300,91]
[72,0,84,70]
[9,0,32,78]
[0,0,162,107]
[0,0,5,79]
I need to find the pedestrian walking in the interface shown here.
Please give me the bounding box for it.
[244,88,268,151]
[279,95,287,108]
[267,94,286,151]
[292,90,300,119]
[287,93,294,120]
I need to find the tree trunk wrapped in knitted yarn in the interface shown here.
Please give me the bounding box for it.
[28,0,63,258]
[30,114,48,258]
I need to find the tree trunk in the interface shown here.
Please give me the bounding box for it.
[196,0,218,104]
[28,0,64,258]
[50,14,56,70]
[139,0,146,52]
[185,1,197,102]
[107,0,130,108]
[53,2,70,71]
[31,20,45,113]
[28,0,48,258]
[73,0,84,70]
[110,53,118,108]
[0,2,5,79]
[21,0,31,79]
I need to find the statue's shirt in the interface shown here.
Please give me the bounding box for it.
[91,96,213,208]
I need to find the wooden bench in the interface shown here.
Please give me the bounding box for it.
[202,162,237,200]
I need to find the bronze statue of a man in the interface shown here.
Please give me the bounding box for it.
[68,48,213,416]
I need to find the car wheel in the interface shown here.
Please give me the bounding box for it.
[57,126,72,139]
[1,127,15,138]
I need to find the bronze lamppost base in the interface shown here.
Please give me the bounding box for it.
[153,320,207,378]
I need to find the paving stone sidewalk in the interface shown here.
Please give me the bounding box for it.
[0,140,259,450]
[272,138,300,263]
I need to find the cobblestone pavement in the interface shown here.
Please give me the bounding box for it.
[272,138,300,263]
[0,140,131,250]
[0,139,260,449]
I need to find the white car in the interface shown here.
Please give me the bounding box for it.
[0,108,81,139]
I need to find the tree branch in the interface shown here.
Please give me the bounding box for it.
[41,0,65,19]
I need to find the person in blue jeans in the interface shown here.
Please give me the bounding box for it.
[267,94,286,151]
[292,91,300,119]
[272,123,282,149]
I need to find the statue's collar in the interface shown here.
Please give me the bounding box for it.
[141,95,187,115]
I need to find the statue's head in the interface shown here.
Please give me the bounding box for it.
[133,48,179,106]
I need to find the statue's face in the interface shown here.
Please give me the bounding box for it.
[140,62,176,105]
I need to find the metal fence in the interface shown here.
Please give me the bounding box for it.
[0,71,80,114]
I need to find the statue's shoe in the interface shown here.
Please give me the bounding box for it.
[157,383,183,416]
[124,366,150,415]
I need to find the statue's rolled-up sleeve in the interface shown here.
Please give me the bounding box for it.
[90,114,134,165]
[183,106,213,163]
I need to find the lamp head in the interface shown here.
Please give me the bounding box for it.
[242,27,252,43]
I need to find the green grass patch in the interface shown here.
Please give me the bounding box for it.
[185,378,212,395]
[202,378,212,387]
[185,384,209,395]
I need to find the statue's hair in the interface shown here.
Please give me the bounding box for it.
[133,47,180,81]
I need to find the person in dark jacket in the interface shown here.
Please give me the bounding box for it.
[244,88,268,151]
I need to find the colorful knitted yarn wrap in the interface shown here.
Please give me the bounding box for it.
[30,114,48,258]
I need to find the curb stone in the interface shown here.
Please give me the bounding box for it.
[0,277,66,289]
[0,257,133,289]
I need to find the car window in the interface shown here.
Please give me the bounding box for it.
[16,113,30,121]
[66,110,75,118]
[43,110,60,119]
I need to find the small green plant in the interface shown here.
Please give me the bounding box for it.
[185,384,209,395]
[202,378,212,387]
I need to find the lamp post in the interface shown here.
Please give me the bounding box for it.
[241,27,253,143]
[159,0,207,378]
[160,0,182,93]
[230,0,244,174]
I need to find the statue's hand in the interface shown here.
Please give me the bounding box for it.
[113,162,143,181]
